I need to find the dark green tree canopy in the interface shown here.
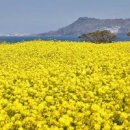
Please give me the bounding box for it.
[127,32,130,36]
[79,30,116,43]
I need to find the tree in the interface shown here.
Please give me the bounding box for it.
[127,32,130,36]
[79,30,116,43]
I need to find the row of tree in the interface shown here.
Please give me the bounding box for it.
[79,30,130,43]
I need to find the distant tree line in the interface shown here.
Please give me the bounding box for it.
[79,30,130,43]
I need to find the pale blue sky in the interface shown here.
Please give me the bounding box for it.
[0,0,130,34]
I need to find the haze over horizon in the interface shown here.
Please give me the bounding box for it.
[0,0,130,34]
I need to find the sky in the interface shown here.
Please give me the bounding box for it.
[0,0,130,34]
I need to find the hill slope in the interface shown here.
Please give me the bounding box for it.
[40,17,130,36]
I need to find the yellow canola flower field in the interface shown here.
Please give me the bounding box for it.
[0,41,130,130]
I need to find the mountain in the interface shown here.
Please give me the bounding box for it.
[0,33,34,37]
[39,17,130,37]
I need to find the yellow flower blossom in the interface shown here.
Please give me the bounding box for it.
[0,41,130,129]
